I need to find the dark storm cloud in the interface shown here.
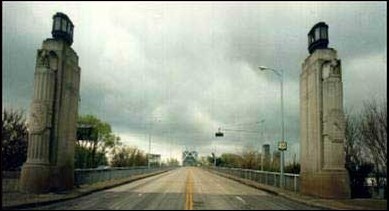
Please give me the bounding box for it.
[2,4,41,111]
[3,2,386,162]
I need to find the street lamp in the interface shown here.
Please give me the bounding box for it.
[213,127,224,167]
[257,66,286,188]
[148,132,151,169]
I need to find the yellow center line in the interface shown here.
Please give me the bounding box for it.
[185,168,193,210]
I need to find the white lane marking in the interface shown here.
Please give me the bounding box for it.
[235,196,246,204]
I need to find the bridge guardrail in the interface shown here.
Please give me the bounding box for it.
[74,166,174,186]
[208,166,300,192]
[2,167,175,192]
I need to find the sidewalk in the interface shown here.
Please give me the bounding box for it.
[211,170,387,210]
[2,169,169,210]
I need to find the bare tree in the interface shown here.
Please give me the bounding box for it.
[360,100,387,188]
[345,111,366,168]
[220,153,243,168]
[110,145,147,167]
[241,150,261,169]
[345,110,374,198]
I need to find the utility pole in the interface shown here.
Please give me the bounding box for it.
[257,66,286,188]
[261,125,264,171]
[148,131,151,169]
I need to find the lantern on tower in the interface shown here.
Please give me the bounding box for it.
[308,22,328,54]
[52,12,74,46]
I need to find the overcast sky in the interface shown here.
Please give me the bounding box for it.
[3,1,387,163]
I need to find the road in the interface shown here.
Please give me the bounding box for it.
[29,167,321,210]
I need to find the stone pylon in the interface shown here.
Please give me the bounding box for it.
[300,22,350,198]
[20,12,80,193]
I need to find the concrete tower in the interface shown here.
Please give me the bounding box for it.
[262,144,271,171]
[272,150,281,171]
[20,12,81,193]
[300,22,350,198]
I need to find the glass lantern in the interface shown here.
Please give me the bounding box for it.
[308,22,329,54]
[51,12,74,46]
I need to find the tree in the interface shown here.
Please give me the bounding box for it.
[284,162,300,174]
[133,147,147,166]
[165,158,180,167]
[345,111,364,170]
[74,144,89,169]
[345,109,375,198]
[285,154,300,174]
[110,145,147,167]
[220,153,243,168]
[2,109,28,171]
[360,100,387,186]
[76,115,121,168]
[110,146,130,167]
[207,154,223,167]
[241,150,258,169]
[198,156,211,166]
[344,99,387,198]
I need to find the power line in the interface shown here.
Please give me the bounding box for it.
[222,119,265,128]
[222,128,262,133]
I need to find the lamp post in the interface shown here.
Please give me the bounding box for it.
[148,131,151,169]
[257,66,286,188]
[214,127,225,167]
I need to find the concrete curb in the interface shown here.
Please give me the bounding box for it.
[2,169,171,210]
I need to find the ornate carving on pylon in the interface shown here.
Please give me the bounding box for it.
[329,59,341,76]
[328,109,345,143]
[37,49,50,68]
[29,102,47,134]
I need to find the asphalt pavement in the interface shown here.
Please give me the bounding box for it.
[22,167,320,210]
[3,167,386,210]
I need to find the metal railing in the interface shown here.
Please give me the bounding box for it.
[74,166,174,186]
[208,166,300,192]
[2,167,174,192]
